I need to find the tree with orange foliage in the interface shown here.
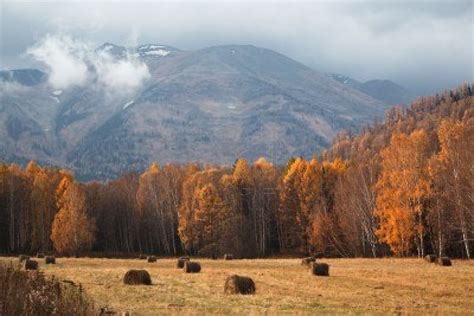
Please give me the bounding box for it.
[375,130,431,257]
[193,183,230,257]
[430,120,473,258]
[304,159,346,256]
[278,158,305,253]
[178,167,225,255]
[51,175,96,255]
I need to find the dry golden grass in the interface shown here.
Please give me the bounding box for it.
[1,257,473,315]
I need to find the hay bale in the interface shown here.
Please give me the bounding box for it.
[311,262,329,276]
[45,256,56,264]
[183,261,201,273]
[224,254,234,260]
[301,256,316,267]
[176,257,190,268]
[424,254,436,263]
[437,257,452,266]
[24,259,39,270]
[37,253,45,258]
[224,275,256,295]
[19,254,30,263]
[147,256,157,263]
[138,254,147,260]
[123,269,152,285]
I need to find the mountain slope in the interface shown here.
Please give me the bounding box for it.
[1,44,392,179]
[0,69,47,86]
[328,73,414,105]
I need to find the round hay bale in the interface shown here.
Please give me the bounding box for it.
[24,259,39,270]
[437,257,452,266]
[183,261,201,273]
[37,253,45,258]
[301,256,316,267]
[312,262,329,276]
[138,254,147,260]
[123,269,152,285]
[424,254,436,263]
[45,256,56,264]
[224,275,256,295]
[176,257,190,268]
[147,256,157,263]
[19,254,30,263]
[224,254,234,260]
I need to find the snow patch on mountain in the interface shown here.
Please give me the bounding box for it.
[50,96,60,103]
[123,100,134,109]
[143,49,170,56]
[138,45,165,50]
[137,44,173,57]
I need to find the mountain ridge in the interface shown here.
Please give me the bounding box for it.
[0,43,412,180]
[328,73,414,105]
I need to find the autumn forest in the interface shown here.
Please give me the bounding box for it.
[0,84,472,259]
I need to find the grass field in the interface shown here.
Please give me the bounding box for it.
[2,257,473,315]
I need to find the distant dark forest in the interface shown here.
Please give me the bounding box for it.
[0,83,472,258]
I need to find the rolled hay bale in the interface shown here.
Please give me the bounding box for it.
[224,275,256,295]
[147,256,157,263]
[224,254,234,260]
[301,256,316,267]
[24,259,39,270]
[138,254,147,260]
[437,257,452,266]
[123,269,152,285]
[177,257,190,268]
[45,256,56,264]
[311,262,329,276]
[19,254,30,263]
[183,261,201,273]
[37,253,45,258]
[424,254,436,263]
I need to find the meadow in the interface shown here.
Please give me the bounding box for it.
[2,257,473,315]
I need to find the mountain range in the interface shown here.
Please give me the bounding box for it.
[0,43,414,180]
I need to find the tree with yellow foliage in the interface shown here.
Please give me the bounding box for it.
[430,120,473,258]
[278,158,305,252]
[375,130,431,257]
[51,175,96,255]
[193,183,230,257]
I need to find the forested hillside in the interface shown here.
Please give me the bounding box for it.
[0,83,472,258]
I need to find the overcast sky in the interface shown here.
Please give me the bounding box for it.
[1,0,473,94]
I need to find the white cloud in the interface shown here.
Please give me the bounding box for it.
[27,34,150,92]
[93,52,150,90]
[27,34,89,89]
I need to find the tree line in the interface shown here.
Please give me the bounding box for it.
[0,83,472,258]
